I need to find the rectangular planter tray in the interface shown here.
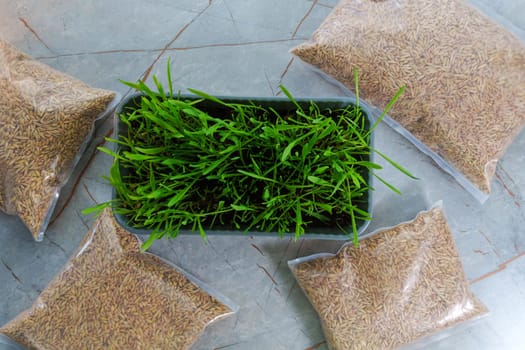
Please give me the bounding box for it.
[112,93,374,240]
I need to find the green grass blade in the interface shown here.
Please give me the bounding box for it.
[281,140,298,162]
[187,88,230,107]
[278,85,304,113]
[238,170,278,183]
[367,85,406,135]
[167,58,174,97]
[373,173,401,195]
[307,176,331,187]
[81,202,111,216]
[373,149,417,179]
[353,66,359,109]
[97,146,122,160]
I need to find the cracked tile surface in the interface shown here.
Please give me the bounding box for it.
[1,0,525,349]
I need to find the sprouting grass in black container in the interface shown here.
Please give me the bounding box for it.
[85,64,414,250]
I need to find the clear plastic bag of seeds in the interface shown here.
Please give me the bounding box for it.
[288,202,488,350]
[0,208,237,350]
[291,0,525,203]
[0,38,120,241]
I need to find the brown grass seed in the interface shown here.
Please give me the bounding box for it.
[292,0,525,195]
[289,205,488,350]
[0,208,233,350]
[0,39,115,239]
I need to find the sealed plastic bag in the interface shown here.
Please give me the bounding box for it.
[288,203,488,350]
[0,208,235,350]
[291,0,525,202]
[0,39,118,240]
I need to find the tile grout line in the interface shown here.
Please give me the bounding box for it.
[1,258,23,285]
[275,57,295,96]
[470,250,525,285]
[317,2,334,9]
[35,48,156,60]
[18,17,54,53]
[304,341,327,350]
[34,38,307,60]
[275,0,319,94]
[139,0,215,83]
[169,38,307,51]
[291,0,319,39]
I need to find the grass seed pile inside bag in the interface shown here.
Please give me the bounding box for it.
[0,39,115,240]
[0,208,233,350]
[289,205,488,350]
[292,0,525,199]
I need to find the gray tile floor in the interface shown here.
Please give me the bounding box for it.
[1,1,525,349]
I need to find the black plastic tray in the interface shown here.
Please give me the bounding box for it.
[112,93,374,240]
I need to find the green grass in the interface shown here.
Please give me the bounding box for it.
[84,62,414,250]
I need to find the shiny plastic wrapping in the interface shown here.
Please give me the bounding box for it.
[0,39,118,241]
[0,208,236,350]
[291,0,525,203]
[288,203,488,350]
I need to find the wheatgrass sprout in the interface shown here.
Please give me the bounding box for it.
[84,63,415,250]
